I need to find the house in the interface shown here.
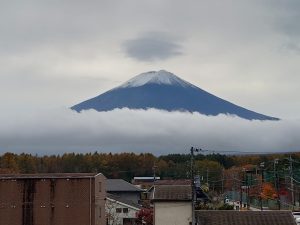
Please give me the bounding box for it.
[106,194,142,225]
[106,179,143,204]
[0,173,106,225]
[134,179,192,206]
[151,185,192,225]
[146,181,208,207]
[196,210,296,225]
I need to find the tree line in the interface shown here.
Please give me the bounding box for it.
[1,151,300,184]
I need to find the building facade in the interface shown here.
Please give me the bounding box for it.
[106,194,141,225]
[152,185,192,225]
[0,173,106,225]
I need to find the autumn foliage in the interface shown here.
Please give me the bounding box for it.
[261,182,277,200]
[136,208,153,225]
[1,151,300,190]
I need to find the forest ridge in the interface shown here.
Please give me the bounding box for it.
[1,152,300,182]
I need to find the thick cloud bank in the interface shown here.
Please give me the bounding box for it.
[0,108,299,155]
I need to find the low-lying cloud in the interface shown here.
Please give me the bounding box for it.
[0,108,299,155]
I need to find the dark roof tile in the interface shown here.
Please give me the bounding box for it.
[106,179,143,192]
[196,210,296,225]
[153,185,192,201]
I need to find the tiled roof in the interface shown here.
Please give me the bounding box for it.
[106,179,143,192]
[196,210,296,225]
[107,193,142,210]
[153,185,192,201]
[0,173,100,179]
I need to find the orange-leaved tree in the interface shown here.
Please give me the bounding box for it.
[261,182,277,200]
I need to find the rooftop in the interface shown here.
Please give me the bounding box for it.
[107,193,142,210]
[106,179,143,192]
[0,173,101,179]
[196,210,296,225]
[152,185,192,202]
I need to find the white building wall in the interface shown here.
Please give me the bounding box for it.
[106,198,139,225]
[154,202,192,225]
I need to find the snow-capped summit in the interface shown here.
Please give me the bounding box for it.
[119,70,193,88]
[71,70,279,121]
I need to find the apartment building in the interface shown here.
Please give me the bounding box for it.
[0,173,106,225]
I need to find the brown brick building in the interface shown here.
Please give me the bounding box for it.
[0,173,106,225]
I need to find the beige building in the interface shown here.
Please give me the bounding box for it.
[152,185,192,225]
[0,173,106,225]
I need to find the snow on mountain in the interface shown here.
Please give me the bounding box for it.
[71,70,279,121]
[119,70,194,88]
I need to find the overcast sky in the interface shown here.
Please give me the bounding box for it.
[0,1,300,155]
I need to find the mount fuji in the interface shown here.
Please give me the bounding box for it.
[71,70,279,121]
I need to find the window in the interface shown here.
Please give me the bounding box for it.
[116,208,122,213]
[99,207,101,218]
[123,208,128,213]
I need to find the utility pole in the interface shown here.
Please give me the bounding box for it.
[274,159,280,210]
[260,162,265,211]
[244,168,250,210]
[206,169,209,187]
[240,168,245,210]
[221,168,224,194]
[190,147,201,225]
[240,180,243,210]
[247,172,252,210]
[289,155,294,210]
[152,162,157,186]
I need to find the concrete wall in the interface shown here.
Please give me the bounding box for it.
[0,175,106,225]
[95,174,106,225]
[154,202,192,225]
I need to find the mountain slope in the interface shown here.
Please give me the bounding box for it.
[71,70,279,121]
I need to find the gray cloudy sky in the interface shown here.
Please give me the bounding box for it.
[0,1,300,154]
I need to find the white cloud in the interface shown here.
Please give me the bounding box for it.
[0,1,300,155]
[0,1,300,119]
[0,108,299,155]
